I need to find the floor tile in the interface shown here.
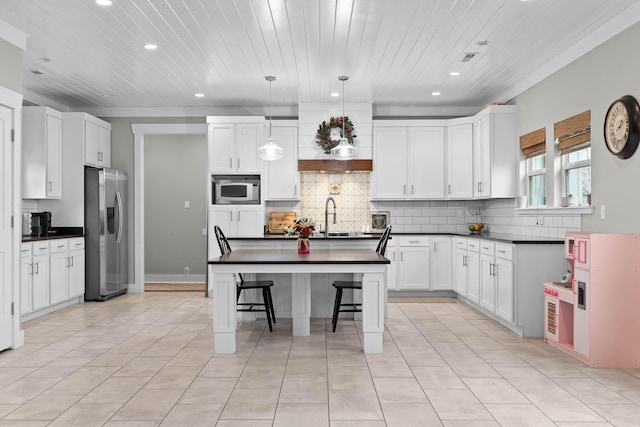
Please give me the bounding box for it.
[2,389,83,421]
[373,377,428,403]
[279,376,328,404]
[143,366,200,390]
[485,403,555,426]
[425,389,493,421]
[463,377,529,404]
[158,403,224,426]
[273,403,328,427]
[48,403,122,426]
[381,403,442,427]
[220,388,279,420]
[80,376,149,404]
[412,366,466,390]
[589,404,640,426]
[112,389,183,421]
[179,377,237,404]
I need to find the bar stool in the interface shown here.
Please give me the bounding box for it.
[331,225,392,332]
[214,225,276,331]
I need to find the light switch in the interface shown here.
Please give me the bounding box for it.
[600,205,606,220]
[202,228,207,236]
[184,201,190,209]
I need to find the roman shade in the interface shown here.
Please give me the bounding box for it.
[520,127,546,159]
[555,110,591,155]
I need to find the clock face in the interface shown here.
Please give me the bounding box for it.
[604,95,640,159]
[605,101,630,154]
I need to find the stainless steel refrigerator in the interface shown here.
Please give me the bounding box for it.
[84,167,128,300]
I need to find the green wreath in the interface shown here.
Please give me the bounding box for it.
[315,116,357,154]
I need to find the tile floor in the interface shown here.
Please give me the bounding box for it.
[2,293,640,426]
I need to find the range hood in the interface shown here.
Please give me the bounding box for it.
[298,159,372,172]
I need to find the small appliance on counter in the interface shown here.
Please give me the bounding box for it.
[370,211,390,232]
[22,211,52,237]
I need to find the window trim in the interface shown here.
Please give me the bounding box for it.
[526,154,546,207]
[561,147,591,200]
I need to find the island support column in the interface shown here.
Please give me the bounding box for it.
[362,272,385,353]
[211,268,237,353]
[292,273,311,336]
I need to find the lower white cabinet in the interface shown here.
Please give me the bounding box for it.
[397,236,430,290]
[494,246,514,323]
[20,238,85,318]
[386,246,398,290]
[466,240,481,304]
[430,236,452,290]
[209,205,264,238]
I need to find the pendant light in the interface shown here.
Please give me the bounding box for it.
[258,75,284,161]
[331,75,357,161]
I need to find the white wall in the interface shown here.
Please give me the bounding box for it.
[514,22,640,233]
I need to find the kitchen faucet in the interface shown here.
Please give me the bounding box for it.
[324,197,337,236]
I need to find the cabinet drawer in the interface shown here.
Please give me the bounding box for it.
[32,241,49,255]
[21,244,31,258]
[495,244,514,260]
[68,238,85,250]
[49,240,68,254]
[398,236,430,246]
[455,238,467,250]
[467,239,480,252]
[480,240,495,256]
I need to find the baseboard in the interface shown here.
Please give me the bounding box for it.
[145,274,205,283]
[388,290,457,297]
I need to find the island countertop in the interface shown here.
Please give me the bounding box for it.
[209,248,390,265]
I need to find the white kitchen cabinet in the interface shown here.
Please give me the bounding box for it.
[31,242,50,311]
[494,244,515,323]
[371,127,407,199]
[386,246,398,290]
[265,123,299,200]
[68,238,85,299]
[22,107,62,199]
[49,240,69,305]
[20,245,32,315]
[207,118,264,174]
[210,205,264,238]
[397,236,430,290]
[371,125,446,200]
[479,241,495,312]
[84,120,112,168]
[472,106,517,199]
[466,240,481,304]
[447,123,474,199]
[430,236,452,290]
[453,239,468,296]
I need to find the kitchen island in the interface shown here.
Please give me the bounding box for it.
[208,248,389,354]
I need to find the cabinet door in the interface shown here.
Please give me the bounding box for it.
[50,250,68,305]
[466,250,480,304]
[386,247,398,290]
[409,127,445,199]
[99,125,111,167]
[430,237,452,290]
[473,116,491,198]
[209,123,235,173]
[447,124,474,199]
[235,124,262,173]
[68,250,85,298]
[495,258,514,322]
[371,127,407,199]
[479,254,495,312]
[20,257,32,315]
[45,115,62,198]
[454,248,467,296]
[210,206,234,237]
[32,255,50,310]
[236,206,263,237]
[398,247,430,290]
[265,126,299,200]
[85,121,101,167]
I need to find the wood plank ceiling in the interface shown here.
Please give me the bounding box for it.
[0,0,638,112]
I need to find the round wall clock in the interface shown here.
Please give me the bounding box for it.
[604,94,640,159]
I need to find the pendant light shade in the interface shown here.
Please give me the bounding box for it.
[332,75,356,160]
[258,75,284,161]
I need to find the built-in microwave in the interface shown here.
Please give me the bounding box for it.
[212,175,260,204]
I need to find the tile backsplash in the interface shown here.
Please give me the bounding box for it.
[266,177,582,238]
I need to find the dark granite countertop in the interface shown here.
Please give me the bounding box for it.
[22,227,84,242]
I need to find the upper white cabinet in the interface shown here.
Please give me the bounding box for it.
[207,117,264,174]
[22,107,62,199]
[371,124,445,200]
[265,123,299,200]
[472,106,517,198]
[62,112,112,168]
[446,123,474,199]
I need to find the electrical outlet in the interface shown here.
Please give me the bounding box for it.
[184,267,190,275]
[184,200,190,209]
[537,215,544,225]
[600,205,606,220]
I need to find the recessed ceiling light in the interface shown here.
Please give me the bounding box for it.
[96,0,112,5]
[144,43,158,50]
[449,71,461,76]
[476,40,489,46]
[331,92,340,97]
[38,57,51,62]
[195,93,204,98]
[432,91,441,96]
[102,93,112,97]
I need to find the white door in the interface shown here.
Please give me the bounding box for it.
[68,249,85,298]
[495,258,514,322]
[236,206,262,237]
[210,206,234,237]
[235,123,262,173]
[98,125,111,168]
[447,124,474,198]
[371,127,407,199]
[386,247,398,290]
[208,123,235,173]
[49,249,68,305]
[398,247,429,290]
[466,250,480,304]
[430,237,452,290]
[265,126,299,200]
[0,105,13,350]
[479,254,495,312]
[45,115,62,198]
[84,120,101,167]
[454,248,467,296]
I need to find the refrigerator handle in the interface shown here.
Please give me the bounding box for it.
[116,191,123,244]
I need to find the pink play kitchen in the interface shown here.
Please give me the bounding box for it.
[544,232,640,367]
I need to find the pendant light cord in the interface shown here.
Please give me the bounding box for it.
[269,78,272,138]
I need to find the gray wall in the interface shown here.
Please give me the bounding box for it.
[514,22,640,233]
[105,117,205,282]
[144,134,207,276]
[0,38,22,93]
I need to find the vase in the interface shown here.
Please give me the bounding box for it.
[298,237,310,254]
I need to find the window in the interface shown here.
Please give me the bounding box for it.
[527,154,546,207]
[562,147,591,205]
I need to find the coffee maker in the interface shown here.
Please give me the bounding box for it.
[24,212,52,237]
